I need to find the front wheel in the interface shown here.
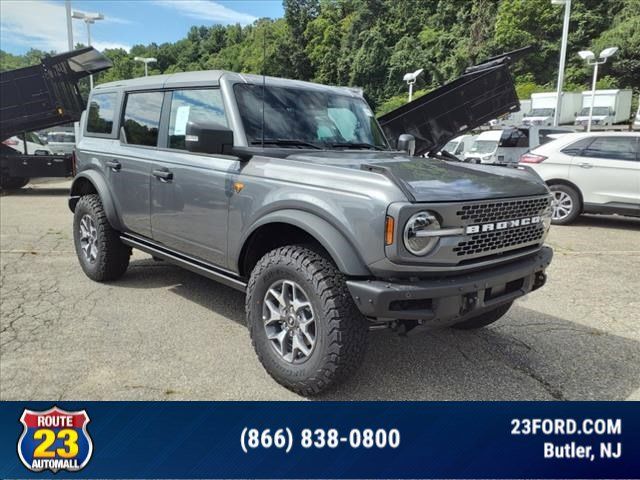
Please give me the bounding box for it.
[549,184,582,225]
[246,245,368,396]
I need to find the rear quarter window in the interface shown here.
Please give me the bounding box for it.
[87,92,118,135]
[560,137,593,156]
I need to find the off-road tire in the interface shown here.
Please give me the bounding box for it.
[549,184,581,225]
[73,194,130,282]
[0,175,29,190]
[246,245,368,396]
[451,301,513,330]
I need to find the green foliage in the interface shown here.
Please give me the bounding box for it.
[1,0,636,116]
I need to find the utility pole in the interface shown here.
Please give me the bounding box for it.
[551,0,571,127]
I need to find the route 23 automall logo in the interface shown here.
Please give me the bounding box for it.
[17,406,93,472]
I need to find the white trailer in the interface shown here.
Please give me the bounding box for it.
[574,89,633,127]
[522,92,582,126]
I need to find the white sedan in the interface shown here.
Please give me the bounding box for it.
[520,132,639,225]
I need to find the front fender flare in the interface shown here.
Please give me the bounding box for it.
[236,209,371,277]
[68,171,124,231]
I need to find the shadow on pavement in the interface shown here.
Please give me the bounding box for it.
[117,258,640,401]
[572,214,640,231]
[1,187,69,196]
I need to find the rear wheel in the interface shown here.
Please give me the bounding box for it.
[0,175,29,190]
[246,245,368,396]
[549,184,581,225]
[451,301,513,330]
[73,194,130,281]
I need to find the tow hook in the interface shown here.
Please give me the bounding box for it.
[460,293,478,315]
[533,271,547,290]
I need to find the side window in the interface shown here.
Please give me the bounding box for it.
[582,137,637,161]
[122,91,163,147]
[87,92,117,135]
[560,137,593,156]
[499,128,528,148]
[168,89,227,150]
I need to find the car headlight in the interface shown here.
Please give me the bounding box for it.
[403,211,441,256]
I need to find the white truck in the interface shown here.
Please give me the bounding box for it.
[574,89,633,127]
[490,100,531,127]
[522,92,582,126]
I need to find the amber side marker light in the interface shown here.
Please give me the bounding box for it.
[385,215,395,246]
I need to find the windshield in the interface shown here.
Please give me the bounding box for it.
[530,108,555,117]
[234,84,388,150]
[443,140,458,153]
[470,140,498,154]
[579,106,610,116]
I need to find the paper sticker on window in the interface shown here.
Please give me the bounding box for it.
[174,106,190,135]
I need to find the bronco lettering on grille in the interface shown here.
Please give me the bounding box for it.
[465,216,541,234]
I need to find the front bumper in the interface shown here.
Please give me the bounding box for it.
[347,246,552,327]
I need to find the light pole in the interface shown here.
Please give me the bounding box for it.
[551,0,571,127]
[134,57,158,77]
[65,0,74,51]
[578,47,618,132]
[403,68,424,102]
[72,10,104,89]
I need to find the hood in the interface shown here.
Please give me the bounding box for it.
[284,150,548,203]
[378,47,531,157]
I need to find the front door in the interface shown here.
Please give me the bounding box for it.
[569,135,639,207]
[150,88,238,268]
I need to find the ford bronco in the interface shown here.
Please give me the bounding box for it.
[69,50,553,395]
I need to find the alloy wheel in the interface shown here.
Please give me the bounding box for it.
[262,279,316,364]
[79,214,99,263]
[551,190,573,221]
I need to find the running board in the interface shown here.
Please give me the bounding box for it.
[120,234,247,292]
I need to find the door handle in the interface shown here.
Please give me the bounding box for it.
[105,159,121,171]
[152,168,173,182]
[577,162,593,169]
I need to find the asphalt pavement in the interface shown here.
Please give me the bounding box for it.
[1,179,639,400]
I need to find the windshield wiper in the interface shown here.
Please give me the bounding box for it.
[331,142,385,151]
[250,139,322,149]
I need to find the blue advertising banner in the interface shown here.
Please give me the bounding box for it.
[0,401,638,479]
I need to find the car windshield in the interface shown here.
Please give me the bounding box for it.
[48,133,75,142]
[234,84,388,150]
[470,140,498,154]
[579,106,610,116]
[443,141,458,153]
[530,108,555,117]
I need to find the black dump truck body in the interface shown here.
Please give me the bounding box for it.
[0,47,111,189]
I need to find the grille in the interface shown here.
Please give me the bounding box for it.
[453,223,545,256]
[453,196,550,258]
[456,196,550,224]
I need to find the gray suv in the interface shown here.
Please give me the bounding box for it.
[69,56,553,395]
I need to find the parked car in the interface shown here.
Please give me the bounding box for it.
[463,130,502,163]
[441,134,476,158]
[520,132,640,224]
[464,127,573,164]
[46,131,76,155]
[69,60,553,395]
[2,132,52,155]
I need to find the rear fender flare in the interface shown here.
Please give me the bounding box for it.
[68,170,124,231]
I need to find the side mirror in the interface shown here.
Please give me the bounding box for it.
[186,121,234,155]
[397,133,416,156]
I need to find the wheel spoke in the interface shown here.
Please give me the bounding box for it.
[263,298,282,324]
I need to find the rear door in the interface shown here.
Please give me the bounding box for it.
[109,90,164,237]
[569,136,639,207]
[150,87,237,267]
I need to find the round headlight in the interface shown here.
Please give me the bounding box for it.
[403,211,441,256]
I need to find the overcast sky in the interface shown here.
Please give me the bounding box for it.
[0,0,284,54]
